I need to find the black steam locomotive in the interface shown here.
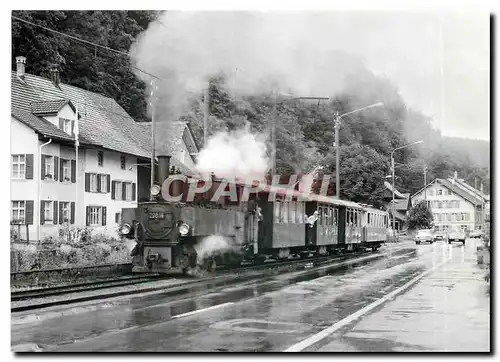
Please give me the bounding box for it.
[119,154,389,274]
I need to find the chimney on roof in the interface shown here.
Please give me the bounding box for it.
[50,64,60,88]
[16,56,26,79]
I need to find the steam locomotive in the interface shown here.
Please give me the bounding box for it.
[119,154,389,274]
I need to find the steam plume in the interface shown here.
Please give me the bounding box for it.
[129,11,367,122]
[194,235,236,264]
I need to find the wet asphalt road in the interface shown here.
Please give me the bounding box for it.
[11,239,489,352]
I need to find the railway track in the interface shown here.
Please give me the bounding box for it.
[11,246,404,313]
[11,275,164,301]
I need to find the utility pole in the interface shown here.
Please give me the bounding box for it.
[334,112,340,199]
[424,166,428,203]
[150,80,157,200]
[272,91,277,177]
[481,182,485,231]
[391,154,396,232]
[204,82,210,147]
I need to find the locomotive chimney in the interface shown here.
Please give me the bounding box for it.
[156,155,171,185]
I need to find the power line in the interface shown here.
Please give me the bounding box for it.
[11,15,161,81]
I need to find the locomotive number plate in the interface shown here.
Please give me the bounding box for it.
[148,212,165,220]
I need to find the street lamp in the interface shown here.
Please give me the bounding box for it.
[334,102,384,199]
[390,140,424,233]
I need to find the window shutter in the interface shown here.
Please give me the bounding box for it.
[111,181,116,200]
[132,183,136,201]
[71,160,76,183]
[102,207,107,226]
[86,206,90,226]
[85,173,90,192]
[115,212,120,223]
[71,120,75,138]
[107,175,111,193]
[70,202,75,224]
[25,200,34,225]
[122,183,127,201]
[41,155,46,179]
[59,202,64,224]
[59,158,64,183]
[59,118,63,129]
[40,201,45,225]
[53,201,58,224]
[54,156,59,181]
[25,154,33,179]
[97,174,102,193]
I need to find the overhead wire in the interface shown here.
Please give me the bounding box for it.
[11,15,161,81]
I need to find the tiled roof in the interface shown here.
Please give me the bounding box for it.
[411,178,483,206]
[450,178,490,202]
[31,99,73,115]
[11,108,78,142]
[12,72,151,158]
[383,181,406,199]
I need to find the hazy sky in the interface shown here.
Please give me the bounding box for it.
[328,11,490,141]
[133,10,490,141]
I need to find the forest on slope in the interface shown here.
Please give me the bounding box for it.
[11,11,490,206]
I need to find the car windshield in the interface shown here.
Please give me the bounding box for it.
[417,230,432,236]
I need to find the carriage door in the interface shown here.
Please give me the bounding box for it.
[305,202,317,247]
[337,207,346,245]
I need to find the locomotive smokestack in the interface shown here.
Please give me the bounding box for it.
[156,155,171,185]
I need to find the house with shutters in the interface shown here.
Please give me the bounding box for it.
[10,56,198,241]
[411,174,487,232]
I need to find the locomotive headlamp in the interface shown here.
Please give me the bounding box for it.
[119,223,132,235]
[178,223,190,236]
[150,184,161,197]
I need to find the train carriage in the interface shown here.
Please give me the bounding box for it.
[119,153,388,274]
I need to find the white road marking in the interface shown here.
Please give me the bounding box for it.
[283,260,448,352]
[171,302,234,319]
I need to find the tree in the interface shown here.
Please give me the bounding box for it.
[407,201,433,230]
[11,10,159,121]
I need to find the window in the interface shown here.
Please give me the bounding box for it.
[89,207,101,225]
[100,175,108,193]
[125,182,132,200]
[433,213,438,220]
[289,202,296,223]
[44,201,53,222]
[61,202,70,222]
[61,159,70,181]
[45,156,54,178]
[282,202,288,223]
[447,190,452,195]
[62,118,72,134]
[426,201,430,208]
[447,213,451,221]
[120,155,126,170]
[464,213,470,221]
[97,151,103,167]
[114,181,123,199]
[90,174,98,192]
[296,202,303,223]
[274,201,281,220]
[438,189,443,196]
[437,202,442,209]
[11,201,25,223]
[442,201,447,208]
[115,212,121,224]
[12,155,26,179]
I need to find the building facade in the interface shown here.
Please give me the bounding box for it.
[411,177,486,232]
[11,56,198,242]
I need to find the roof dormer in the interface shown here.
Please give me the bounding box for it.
[30,99,80,136]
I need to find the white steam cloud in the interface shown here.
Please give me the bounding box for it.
[194,235,236,264]
[129,11,368,122]
[195,127,269,180]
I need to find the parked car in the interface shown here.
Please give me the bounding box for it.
[433,230,448,241]
[415,229,434,244]
[448,230,466,244]
[470,230,484,239]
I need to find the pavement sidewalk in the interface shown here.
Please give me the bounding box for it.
[317,241,491,352]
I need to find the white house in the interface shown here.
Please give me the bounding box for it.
[411,175,486,233]
[11,56,198,241]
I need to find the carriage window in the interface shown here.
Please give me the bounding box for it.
[274,201,281,221]
[334,209,338,225]
[281,202,288,223]
[324,207,329,226]
[354,211,358,226]
[318,206,323,225]
[367,213,371,225]
[296,202,302,223]
[290,202,296,224]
